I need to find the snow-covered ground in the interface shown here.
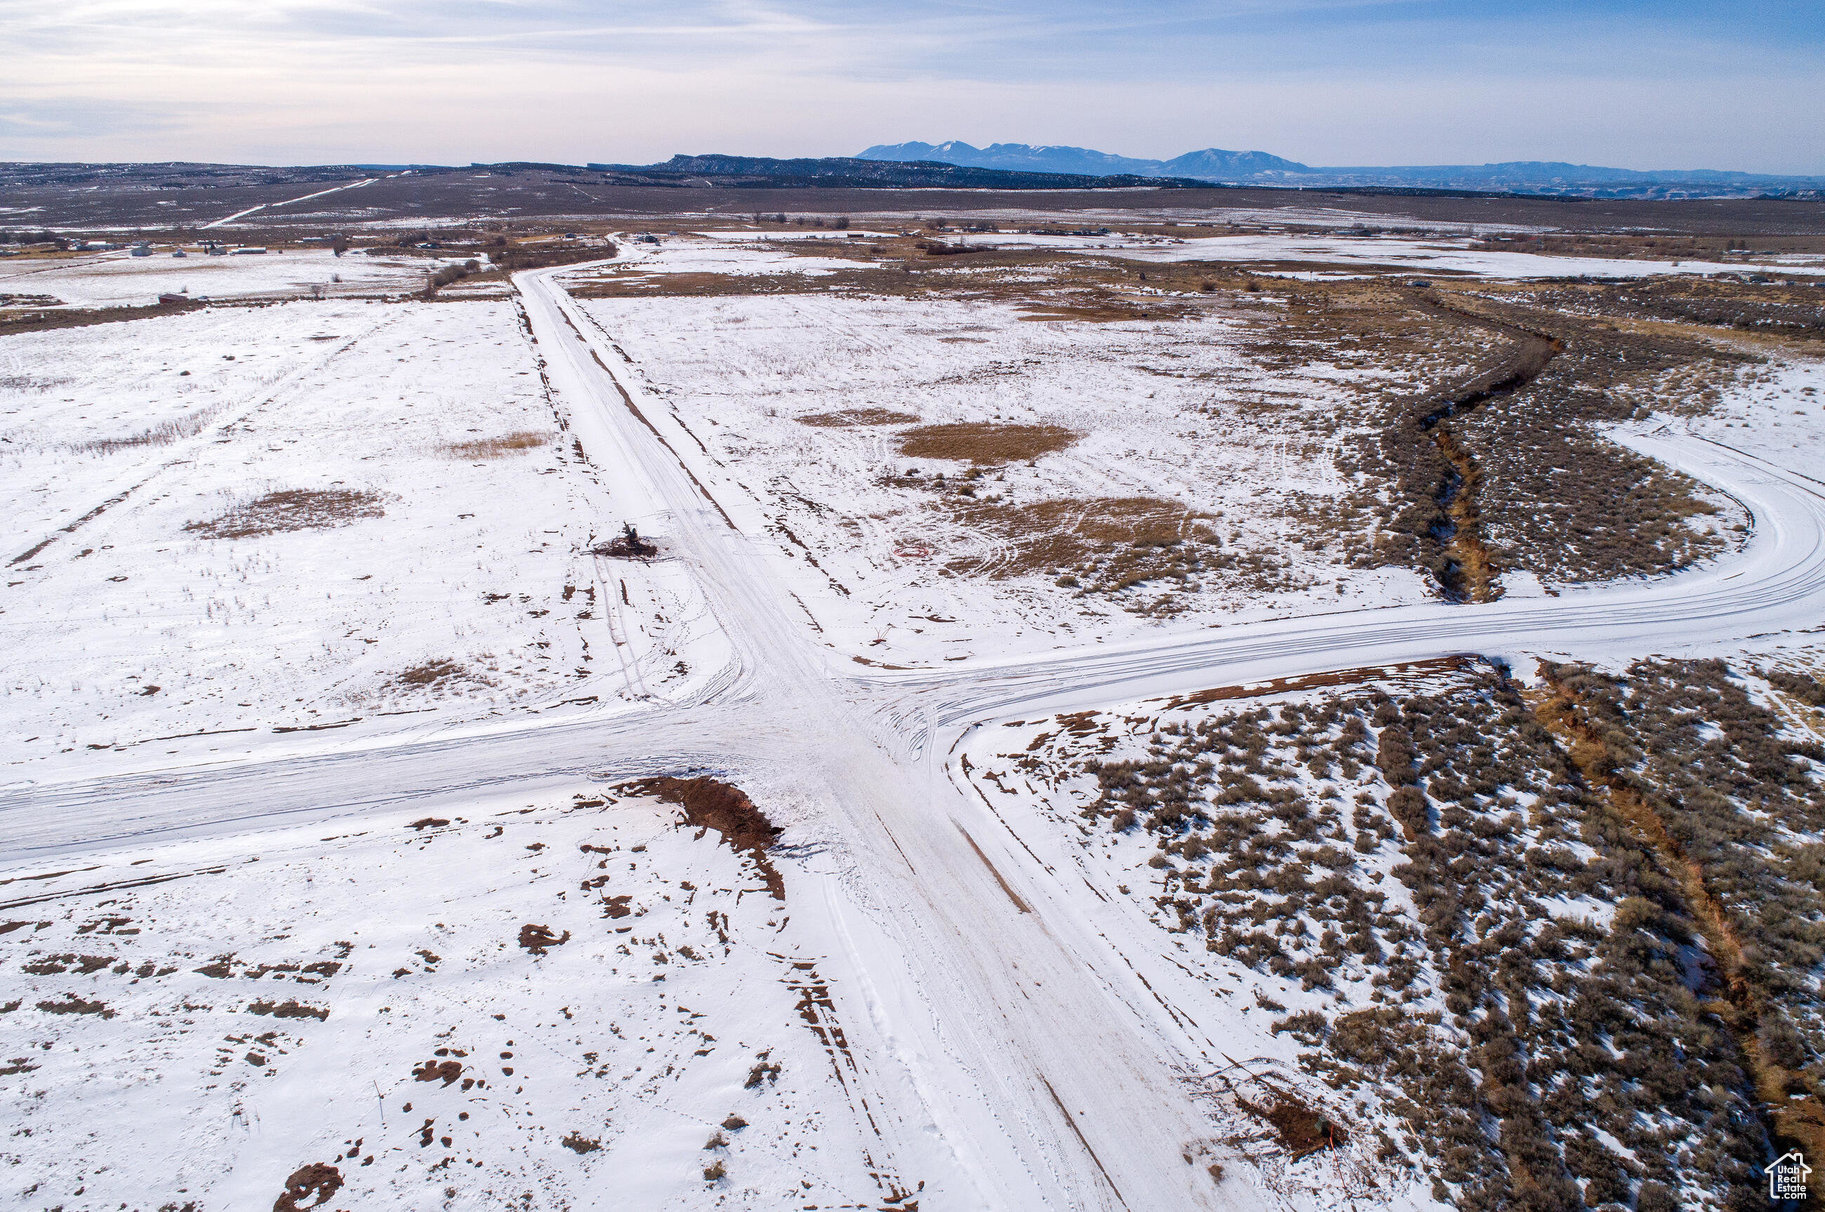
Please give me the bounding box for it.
[0,782,904,1210]
[951,669,1480,1208]
[1041,232,1825,279]
[0,248,463,308]
[1653,352,1825,477]
[10,226,1825,1211]
[2,297,725,779]
[566,239,1470,666]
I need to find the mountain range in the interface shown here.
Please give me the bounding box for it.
[858,141,1825,199]
[586,153,1195,190]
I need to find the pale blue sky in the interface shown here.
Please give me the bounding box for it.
[2,0,1820,171]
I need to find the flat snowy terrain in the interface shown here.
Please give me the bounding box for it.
[6,221,1825,1211]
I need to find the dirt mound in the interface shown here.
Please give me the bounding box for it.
[593,522,658,559]
[622,776,784,900]
[1236,1091,1347,1157]
[273,1162,342,1212]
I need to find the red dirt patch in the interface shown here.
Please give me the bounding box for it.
[1236,1091,1347,1157]
[621,776,784,899]
[35,995,114,1018]
[273,1162,343,1212]
[518,923,571,955]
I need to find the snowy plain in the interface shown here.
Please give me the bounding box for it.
[7,225,1825,1211]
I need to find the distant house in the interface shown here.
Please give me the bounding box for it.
[171,249,187,258]
[130,242,153,257]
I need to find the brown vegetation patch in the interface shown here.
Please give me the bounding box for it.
[413,1058,463,1085]
[897,422,1077,465]
[621,776,784,900]
[942,494,1279,609]
[442,430,548,459]
[796,407,919,427]
[0,296,202,337]
[273,1162,343,1212]
[35,994,114,1017]
[518,923,570,955]
[80,411,216,456]
[185,488,384,540]
[1017,294,1197,324]
[246,999,329,1020]
[561,1132,602,1154]
[389,660,468,690]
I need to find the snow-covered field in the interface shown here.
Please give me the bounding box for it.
[567,242,1467,666]
[8,221,1825,1212]
[0,248,462,308]
[1054,232,1825,279]
[0,782,902,1210]
[2,297,724,779]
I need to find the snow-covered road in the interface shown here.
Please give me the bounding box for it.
[9,262,1825,1209]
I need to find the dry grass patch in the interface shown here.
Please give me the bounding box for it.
[186,488,385,540]
[796,407,919,427]
[442,430,548,459]
[897,422,1077,465]
[388,659,468,689]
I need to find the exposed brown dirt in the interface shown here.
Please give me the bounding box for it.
[896,422,1078,465]
[621,776,785,900]
[1235,1089,1347,1157]
[246,999,329,1020]
[272,1162,343,1212]
[413,1058,463,1085]
[389,660,467,689]
[185,488,384,540]
[35,994,114,1017]
[517,923,570,955]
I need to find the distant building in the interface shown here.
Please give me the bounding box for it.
[229,247,268,256]
[171,250,187,258]
[130,242,153,257]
